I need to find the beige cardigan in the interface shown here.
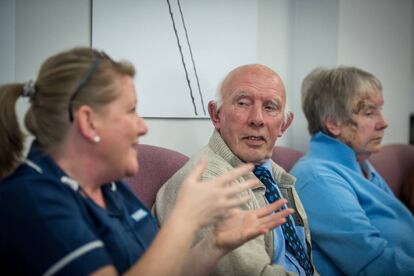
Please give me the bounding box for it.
[153,130,317,276]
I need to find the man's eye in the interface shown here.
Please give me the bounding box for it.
[237,101,249,106]
[265,104,279,113]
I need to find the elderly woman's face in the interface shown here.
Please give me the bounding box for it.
[338,90,388,161]
[96,75,148,179]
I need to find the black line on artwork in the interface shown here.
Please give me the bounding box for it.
[89,0,93,47]
[166,0,198,115]
[176,0,206,115]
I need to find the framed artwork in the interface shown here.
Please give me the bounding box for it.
[92,0,257,118]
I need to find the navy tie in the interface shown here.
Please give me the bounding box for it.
[254,166,313,276]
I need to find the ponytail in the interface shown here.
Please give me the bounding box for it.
[0,48,136,178]
[0,84,26,178]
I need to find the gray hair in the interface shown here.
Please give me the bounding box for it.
[301,66,382,135]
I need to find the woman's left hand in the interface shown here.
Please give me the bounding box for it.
[212,198,294,253]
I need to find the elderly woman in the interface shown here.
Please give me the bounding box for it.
[291,66,414,275]
[0,48,292,276]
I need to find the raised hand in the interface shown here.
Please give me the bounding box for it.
[174,160,258,229]
[212,199,294,253]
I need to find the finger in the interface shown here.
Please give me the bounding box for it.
[260,217,287,231]
[225,179,258,198]
[242,224,277,241]
[263,207,294,221]
[211,163,254,188]
[278,208,294,217]
[256,213,287,228]
[258,208,294,226]
[253,199,287,217]
[241,211,293,241]
[183,159,207,184]
[223,193,251,209]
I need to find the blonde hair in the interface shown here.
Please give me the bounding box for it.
[0,47,135,178]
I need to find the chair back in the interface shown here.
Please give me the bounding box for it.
[271,146,304,172]
[125,144,189,208]
[369,144,414,198]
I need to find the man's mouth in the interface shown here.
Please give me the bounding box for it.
[243,136,266,142]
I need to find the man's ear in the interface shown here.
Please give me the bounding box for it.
[76,106,99,143]
[278,111,294,137]
[208,101,221,129]
[325,116,341,136]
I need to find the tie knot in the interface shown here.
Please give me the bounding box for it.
[253,165,272,179]
[253,166,274,186]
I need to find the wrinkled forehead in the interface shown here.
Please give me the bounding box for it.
[222,66,286,101]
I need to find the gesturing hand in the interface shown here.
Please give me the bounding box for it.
[212,199,294,253]
[174,160,258,229]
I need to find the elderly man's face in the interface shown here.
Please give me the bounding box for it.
[338,90,388,161]
[211,66,290,165]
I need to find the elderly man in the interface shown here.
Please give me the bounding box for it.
[154,64,317,275]
[291,66,414,275]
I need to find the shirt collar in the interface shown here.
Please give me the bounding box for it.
[257,159,275,179]
[310,132,371,176]
[260,159,273,171]
[362,160,377,181]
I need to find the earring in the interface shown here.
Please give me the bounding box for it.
[93,135,101,143]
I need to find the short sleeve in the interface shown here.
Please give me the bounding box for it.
[1,175,112,275]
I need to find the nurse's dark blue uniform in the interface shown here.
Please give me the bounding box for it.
[0,143,158,275]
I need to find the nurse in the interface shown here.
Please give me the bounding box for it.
[0,47,291,276]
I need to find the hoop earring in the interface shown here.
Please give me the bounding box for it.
[93,136,101,143]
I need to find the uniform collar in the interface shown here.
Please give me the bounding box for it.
[26,141,68,181]
[25,141,117,192]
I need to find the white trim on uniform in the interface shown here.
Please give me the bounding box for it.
[42,240,104,276]
[24,159,43,174]
[60,176,80,191]
[111,182,117,191]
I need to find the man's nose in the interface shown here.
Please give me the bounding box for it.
[248,106,264,127]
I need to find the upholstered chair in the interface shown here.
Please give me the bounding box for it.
[124,144,189,208]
